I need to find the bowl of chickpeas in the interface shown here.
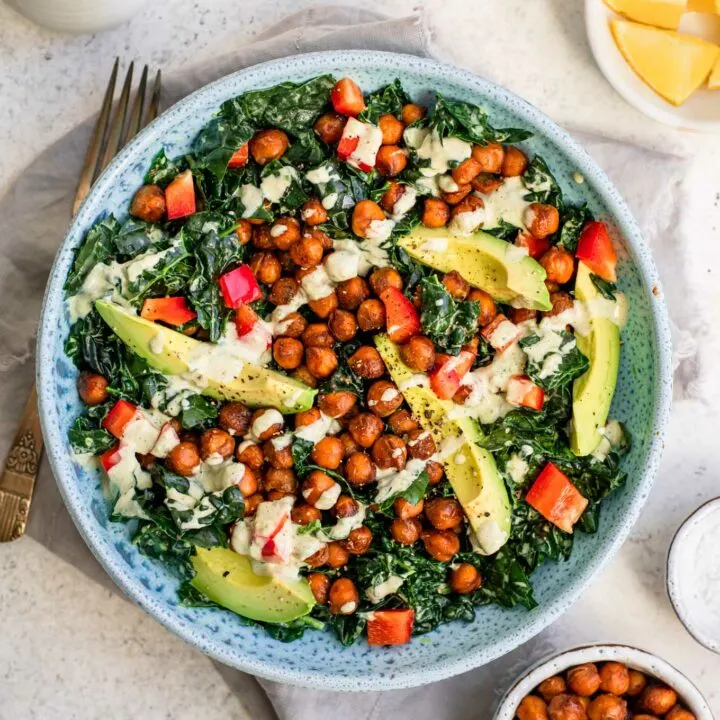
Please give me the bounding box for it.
[495,644,713,720]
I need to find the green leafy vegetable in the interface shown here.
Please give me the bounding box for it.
[359,79,411,124]
[64,216,121,293]
[590,274,617,301]
[522,156,563,206]
[521,332,589,391]
[179,394,219,430]
[68,402,115,454]
[145,149,185,187]
[557,204,591,252]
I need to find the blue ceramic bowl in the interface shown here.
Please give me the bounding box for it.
[37,51,672,691]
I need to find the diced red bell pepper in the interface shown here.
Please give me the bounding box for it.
[525,462,588,534]
[165,169,196,220]
[576,221,617,282]
[380,288,421,344]
[367,609,415,646]
[228,143,249,169]
[330,77,366,117]
[515,231,550,260]
[234,303,259,337]
[429,349,475,400]
[140,297,197,326]
[219,264,263,308]
[337,134,360,162]
[99,444,122,472]
[506,375,545,411]
[101,400,137,440]
[481,314,521,352]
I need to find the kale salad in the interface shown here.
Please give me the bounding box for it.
[64,74,630,647]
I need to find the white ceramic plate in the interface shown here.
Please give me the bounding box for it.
[668,497,720,654]
[494,644,713,719]
[586,0,720,133]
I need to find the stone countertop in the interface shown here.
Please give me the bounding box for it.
[1,0,720,717]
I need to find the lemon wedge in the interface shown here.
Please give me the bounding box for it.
[709,56,720,87]
[612,19,720,104]
[604,0,687,29]
[687,0,720,13]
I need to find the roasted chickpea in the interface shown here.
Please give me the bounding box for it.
[422,197,451,228]
[130,184,166,223]
[398,334,436,372]
[329,577,359,614]
[291,504,322,526]
[318,391,357,418]
[425,461,444,485]
[401,103,425,125]
[369,267,403,297]
[308,573,330,604]
[339,431,359,458]
[328,309,358,342]
[300,196,329,226]
[314,112,346,144]
[263,439,294,470]
[345,451,376,487]
[77,371,109,405]
[449,563,482,594]
[267,277,298,308]
[423,530,460,562]
[598,662,629,695]
[394,497,424,519]
[236,219,253,245]
[290,234,324,268]
[345,525,373,555]
[311,436,344,470]
[166,442,201,477]
[236,441,264,470]
[539,246,575,285]
[371,435,407,471]
[471,142,505,174]
[626,670,647,697]
[633,715,660,720]
[376,145,408,177]
[548,695,588,720]
[337,276,370,310]
[349,346,385,378]
[264,467,297,495]
[639,687,678,716]
[272,337,304,370]
[465,288,496,327]
[276,314,307,342]
[452,157,483,186]
[348,412,384,449]
[544,291,574,319]
[249,128,289,165]
[378,113,405,145]
[407,428,436,460]
[471,173,504,194]
[567,664,601,697]
[524,203,560,239]
[301,323,333,348]
[509,308,538,324]
[586,695,626,720]
[388,409,419,435]
[333,496,360,519]
[391,518,422,545]
[538,677,567,702]
[666,707,696,720]
[517,695,549,720]
[380,182,406,213]
[302,470,335,505]
[292,365,317,389]
[233,466,257,497]
[250,251,282,285]
[308,296,340,324]
[252,224,275,250]
[327,541,351,569]
[502,146,529,177]
[303,346,337,380]
[200,428,235,461]
[250,409,284,441]
[425,498,463,530]
[442,184,472,206]
[441,270,470,300]
[357,298,386,331]
[269,216,301,251]
[366,380,402,418]
[351,199,385,238]
[243,493,262,516]
[179,428,200,446]
[304,543,329,568]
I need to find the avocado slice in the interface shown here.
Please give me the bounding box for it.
[570,262,621,456]
[191,547,315,623]
[398,226,551,311]
[95,300,316,414]
[375,335,511,555]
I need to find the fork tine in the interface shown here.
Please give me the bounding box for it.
[99,61,134,173]
[147,70,162,123]
[123,64,148,145]
[72,58,119,216]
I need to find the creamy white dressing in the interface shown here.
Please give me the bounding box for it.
[505,454,529,484]
[270,432,294,450]
[414,176,441,197]
[591,419,625,462]
[420,236,448,254]
[270,223,288,238]
[374,458,427,504]
[391,185,417,220]
[122,411,161,455]
[295,412,341,444]
[366,575,404,603]
[505,244,530,263]
[332,238,389,276]
[437,174,460,193]
[324,250,360,283]
[312,482,342,511]
[365,218,395,242]
[475,176,531,230]
[586,292,629,330]
[449,207,486,236]
[319,502,367,541]
[300,265,336,301]
[260,166,297,203]
[239,184,264,218]
[322,192,339,210]
[488,319,520,350]
[380,387,399,403]
[416,131,472,177]
[398,373,430,391]
[403,126,428,150]
[150,422,180,458]
[250,408,284,440]
[340,117,383,171]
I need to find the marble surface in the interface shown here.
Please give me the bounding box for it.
[1,0,720,717]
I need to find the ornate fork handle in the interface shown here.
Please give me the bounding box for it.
[0,386,43,541]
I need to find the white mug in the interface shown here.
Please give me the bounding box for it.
[7,0,150,33]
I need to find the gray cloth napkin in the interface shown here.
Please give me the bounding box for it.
[0,7,694,720]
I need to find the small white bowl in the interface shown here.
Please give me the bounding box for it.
[7,0,149,33]
[494,644,713,719]
[585,0,720,133]
[668,497,720,655]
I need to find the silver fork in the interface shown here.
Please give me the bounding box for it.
[0,59,162,542]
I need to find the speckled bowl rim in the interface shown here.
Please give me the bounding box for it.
[667,497,720,655]
[36,50,673,691]
[493,643,714,719]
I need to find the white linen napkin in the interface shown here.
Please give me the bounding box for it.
[0,7,695,720]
